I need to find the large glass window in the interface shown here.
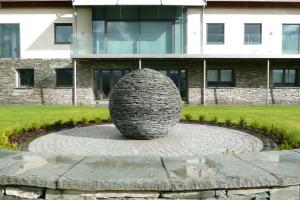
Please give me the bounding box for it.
[282,24,300,54]
[158,69,187,101]
[94,69,130,100]
[56,69,73,87]
[55,23,72,44]
[17,69,34,87]
[91,6,187,54]
[207,23,224,44]
[244,23,262,44]
[272,69,298,87]
[207,69,234,87]
[0,24,20,59]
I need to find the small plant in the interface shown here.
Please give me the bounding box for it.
[80,117,88,125]
[184,113,193,122]
[260,125,269,133]
[238,117,247,128]
[225,118,232,126]
[54,120,63,127]
[66,118,76,126]
[107,116,112,122]
[210,116,218,124]
[249,121,259,131]
[199,115,206,122]
[94,117,102,124]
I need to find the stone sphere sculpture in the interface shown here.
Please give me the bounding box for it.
[109,68,182,140]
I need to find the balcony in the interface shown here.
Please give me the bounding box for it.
[71,33,186,58]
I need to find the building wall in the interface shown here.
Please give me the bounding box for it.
[0,59,73,105]
[0,8,73,59]
[203,8,300,56]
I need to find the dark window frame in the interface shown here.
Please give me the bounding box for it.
[207,68,235,87]
[17,69,34,88]
[206,23,225,45]
[56,68,74,87]
[244,23,262,45]
[272,68,298,87]
[54,23,73,44]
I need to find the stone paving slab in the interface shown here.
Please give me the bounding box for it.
[0,150,84,189]
[236,150,300,186]
[162,154,279,191]
[57,156,171,191]
[294,148,300,153]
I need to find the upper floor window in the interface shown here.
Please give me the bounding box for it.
[207,69,234,87]
[282,24,300,54]
[54,23,72,44]
[0,24,20,59]
[17,69,34,87]
[272,69,298,87]
[244,23,262,44]
[56,68,73,87]
[207,23,224,44]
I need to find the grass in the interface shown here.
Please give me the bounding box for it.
[0,105,300,150]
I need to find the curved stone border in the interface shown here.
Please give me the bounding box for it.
[0,150,300,199]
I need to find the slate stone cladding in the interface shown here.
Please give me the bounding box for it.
[0,59,299,105]
[109,68,182,140]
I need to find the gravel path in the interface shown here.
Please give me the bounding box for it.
[28,124,264,157]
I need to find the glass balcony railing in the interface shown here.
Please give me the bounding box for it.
[71,33,186,56]
[244,34,262,44]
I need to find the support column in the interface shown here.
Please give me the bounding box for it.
[139,59,142,69]
[73,59,77,106]
[203,59,206,106]
[266,59,270,106]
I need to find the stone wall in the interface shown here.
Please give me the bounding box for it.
[0,149,300,200]
[0,59,73,105]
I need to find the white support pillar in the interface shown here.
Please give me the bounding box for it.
[139,59,142,69]
[203,59,206,106]
[266,59,270,106]
[73,60,77,106]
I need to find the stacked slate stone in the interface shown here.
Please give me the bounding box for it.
[109,68,182,140]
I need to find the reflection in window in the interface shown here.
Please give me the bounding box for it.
[55,23,72,44]
[244,24,262,44]
[207,23,224,44]
[56,69,73,87]
[273,69,298,86]
[17,69,34,87]
[207,69,234,87]
[94,69,130,100]
[0,24,20,58]
[282,24,300,54]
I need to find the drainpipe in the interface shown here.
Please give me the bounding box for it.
[74,59,77,106]
[266,59,270,106]
[72,1,77,106]
[203,59,206,106]
[139,59,142,69]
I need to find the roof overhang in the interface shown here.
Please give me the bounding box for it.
[72,0,206,6]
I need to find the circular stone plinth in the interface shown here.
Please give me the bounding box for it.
[109,68,182,140]
[27,124,264,157]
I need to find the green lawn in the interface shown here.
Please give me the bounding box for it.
[0,105,300,149]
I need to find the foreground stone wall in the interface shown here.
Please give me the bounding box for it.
[0,59,73,105]
[0,149,300,200]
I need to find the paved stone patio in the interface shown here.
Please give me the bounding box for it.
[28,124,264,156]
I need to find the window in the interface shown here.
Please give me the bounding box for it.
[17,69,34,87]
[158,69,187,101]
[244,23,262,44]
[56,69,73,87]
[207,69,234,87]
[94,69,130,100]
[0,24,20,58]
[282,24,300,54]
[54,23,72,44]
[207,23,224,44]
[272,69,298,87]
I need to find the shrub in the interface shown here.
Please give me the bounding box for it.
[238,117,247,128]
[210,116,218,124]
[79,117,88,125]
[66,118,76,126]
[225,118,232,126]
[199,115,206,122]
[184,113,193,122]
[249,121,259,131]
[94,117,102,124]
[54,120,63,127]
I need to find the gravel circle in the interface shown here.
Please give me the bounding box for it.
[28,123,264,157]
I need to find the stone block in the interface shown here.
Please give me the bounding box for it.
[45,189,96,200]
[162,154,278,191]
[5,186,43,199]
[236,151,300,186]
[57,156,170,191]
[95,191,159,198]
[161,191,215,199]
[0,150,85,188]
[270,186,300,200]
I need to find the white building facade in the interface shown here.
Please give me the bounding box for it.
[0,0,299,105]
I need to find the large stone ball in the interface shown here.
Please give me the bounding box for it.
[109,68,182,140]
